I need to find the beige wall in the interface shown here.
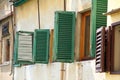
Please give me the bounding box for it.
[0,0,13,80]
[107,0,120,26]
[14,0,106,80]
[14,0,120,80]
[0,17,13,80]
[106,0,120,80]
[16,0,64,31]
[0,0,12,19]
[108,0,120,12]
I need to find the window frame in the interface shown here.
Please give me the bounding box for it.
[111,21,120,74]
[80,10,93,60]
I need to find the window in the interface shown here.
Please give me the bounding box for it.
[14,30,50,65]
[111,22,120,74]
[1,22,10,64]
[2,22,9,37]
[5,39,10,61]
[2,39,10,63]
[95,22,120,74]
[80,11,91,60]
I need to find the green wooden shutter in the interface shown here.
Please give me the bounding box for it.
[14,31,33,65]
[91,0,107,57]
[53,11,75,63]
[13,0,28,7]
[33,29,50,64]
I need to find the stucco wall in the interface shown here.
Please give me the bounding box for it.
[66,0,91,12]
[16,0,64,31]
[14,0,120,80]
[106,0,120,80]
[0,17,13,80]
[107,0,120,26]
[107,0,120,12]
[0,1,13,80]
[0,0,12,19]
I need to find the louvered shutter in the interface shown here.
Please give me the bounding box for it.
[34,29,50,64]
[14,31,33,65]
[53,11,75,63]
[91,0,107,57]
[96,27,105,72]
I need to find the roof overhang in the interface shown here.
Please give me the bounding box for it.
[103,8,120,16]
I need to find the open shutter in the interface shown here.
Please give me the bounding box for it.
[91,0,107,57]
[14,31,33,65]
[53,11,75,63]
[13,0,28,7]
[96,27,105,72]
[105,26,111,71]
[34,29,50,64]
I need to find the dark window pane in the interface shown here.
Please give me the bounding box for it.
[84,15,90,57]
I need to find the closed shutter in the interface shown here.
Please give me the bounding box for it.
[96,27,105,72]
[91,0,107,57]
[14,31,33,65]
[34,29,50,64]
[13,0,28,7]
[53,11,75,62]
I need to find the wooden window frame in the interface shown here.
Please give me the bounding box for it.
[111,21,120,74]
[80,10,92,60]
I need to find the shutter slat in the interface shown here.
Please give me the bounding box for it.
[53,11,75,63]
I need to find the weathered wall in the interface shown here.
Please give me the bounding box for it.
[0,0,12,19]
[0,0,13,80]
[15,0,64,80]
[14,0,120,80]
[107,0,120,26]
[106,0,120,79]
[105,0,120,80]
[16,0,64,31]
[0,17,13,80]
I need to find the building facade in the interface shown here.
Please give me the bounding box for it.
[1,0,120,80]
[0,0,13,80]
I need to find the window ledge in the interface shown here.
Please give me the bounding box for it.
[0,61,10,67]
[80,57,95,61]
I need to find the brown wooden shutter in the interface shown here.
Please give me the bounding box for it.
[96,27,105,72]
[105,26,111,72]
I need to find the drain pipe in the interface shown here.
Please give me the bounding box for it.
[37,0,40,29]
[61,1,66,80]
[9,4,15,80]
